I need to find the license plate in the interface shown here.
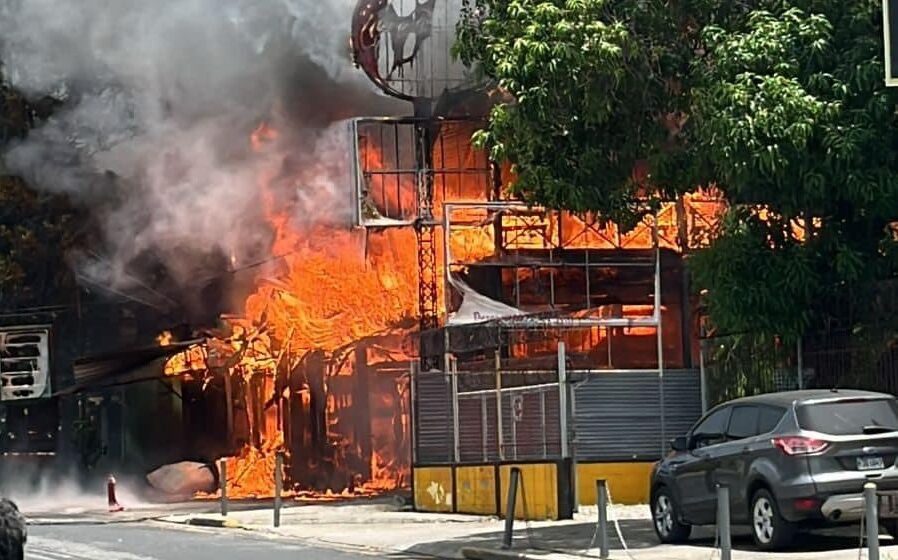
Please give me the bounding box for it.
[858,456,886,470]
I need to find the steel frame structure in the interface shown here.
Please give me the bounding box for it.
[440,201,669,455]
[349,116,494,351]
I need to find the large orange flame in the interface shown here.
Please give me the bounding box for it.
[160,118,727,501]
[165,121,419,500]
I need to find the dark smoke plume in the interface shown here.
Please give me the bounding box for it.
[0,0,403,312]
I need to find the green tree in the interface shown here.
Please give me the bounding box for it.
[0,73,82,309]
[689,3,898,337]
[456,0,898,337]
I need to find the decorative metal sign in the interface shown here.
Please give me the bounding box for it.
[351,0,470,100]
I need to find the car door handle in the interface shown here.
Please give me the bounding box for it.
[741,447,751,455]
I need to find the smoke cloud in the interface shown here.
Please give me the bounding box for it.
[0,0,404,310]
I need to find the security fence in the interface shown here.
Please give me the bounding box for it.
[412,348,703,466]
[699,332,802,408]
[413,368,563,464]
[700,326,898,408]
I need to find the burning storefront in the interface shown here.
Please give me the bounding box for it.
[0,0,729,512]
[344,0,729,519]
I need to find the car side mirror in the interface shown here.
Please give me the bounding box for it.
[670,436,689,452]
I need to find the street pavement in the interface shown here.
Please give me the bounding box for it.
[26,522,383,560]
[19,496,898,559]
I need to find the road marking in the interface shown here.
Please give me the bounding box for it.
[28,536,161,560]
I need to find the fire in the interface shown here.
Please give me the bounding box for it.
[156,331,173,346]
[163,344,207,376]
[163,120,418,500]
[244,228,418,352]
[160,115,726,501]
[250,122,279,152]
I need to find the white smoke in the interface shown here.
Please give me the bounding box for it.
[0,0,404,303]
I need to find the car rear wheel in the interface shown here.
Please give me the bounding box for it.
[750,489,795,550]
[652,487,691,543]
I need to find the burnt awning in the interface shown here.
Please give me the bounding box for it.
[57,339,204,396]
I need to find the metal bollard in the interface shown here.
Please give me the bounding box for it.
[220,458,229,517]
[716,485,731,560]
[865,483,880,560]
[502,467,522,549]
[274,451,284,528]
[597,479,610,559]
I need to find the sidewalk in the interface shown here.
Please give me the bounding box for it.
[159,503,648,558]
[162,501,898,560]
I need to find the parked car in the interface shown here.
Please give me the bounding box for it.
[650,389,898,550]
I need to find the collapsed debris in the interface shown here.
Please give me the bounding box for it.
[146,462,218,499]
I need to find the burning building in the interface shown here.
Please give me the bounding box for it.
[0,0,727,514]
[346,0,728,520]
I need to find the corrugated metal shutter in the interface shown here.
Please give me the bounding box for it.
[573,369,701,462]
[414,371,454,464]
[663,371,704,443]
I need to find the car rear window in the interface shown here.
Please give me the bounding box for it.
[727,406,760,439]
[797,398,898,435]
[758,406,785,433]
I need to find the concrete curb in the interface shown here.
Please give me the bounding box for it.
[27,516,161,526]
[461,547,540,560]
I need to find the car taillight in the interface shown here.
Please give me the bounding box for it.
[772,436,830,456]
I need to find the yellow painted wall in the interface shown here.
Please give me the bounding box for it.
[455,465,497,515]
[499,463,558,520]
[414,467,454,513]
[576,462,653,505]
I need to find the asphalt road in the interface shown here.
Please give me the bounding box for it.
[26,523,383,560]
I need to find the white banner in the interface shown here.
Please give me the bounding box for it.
[447,276,522,325]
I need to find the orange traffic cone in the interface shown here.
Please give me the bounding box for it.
[107,475,124,512]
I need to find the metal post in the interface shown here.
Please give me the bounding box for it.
[540,390,547,458]
[597,480,610,559]
[443,205,453,318]
[654,216,667,457]
[410,363,418,465]
[496,350,505,461]
[571,383,579,512]
[716,485,731,560]
[796,337,804,390]
[274,451,283,527]
[866,483,880,560]
[511,397,518,461]
[224,370,234,447]
[607,325,613,367]
[449,354,460,464]
[481,393,488,462]
[219,459,228,517]
[558,342,569,459]
[503,467,521,549]
[699,329,708,413]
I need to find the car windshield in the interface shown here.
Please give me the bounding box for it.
[796,398,898,436]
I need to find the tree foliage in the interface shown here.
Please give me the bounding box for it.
[455,0,717,227]
[456,0,898,337]
[0,73,82,309]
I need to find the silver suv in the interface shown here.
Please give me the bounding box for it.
[650,389,898,550]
